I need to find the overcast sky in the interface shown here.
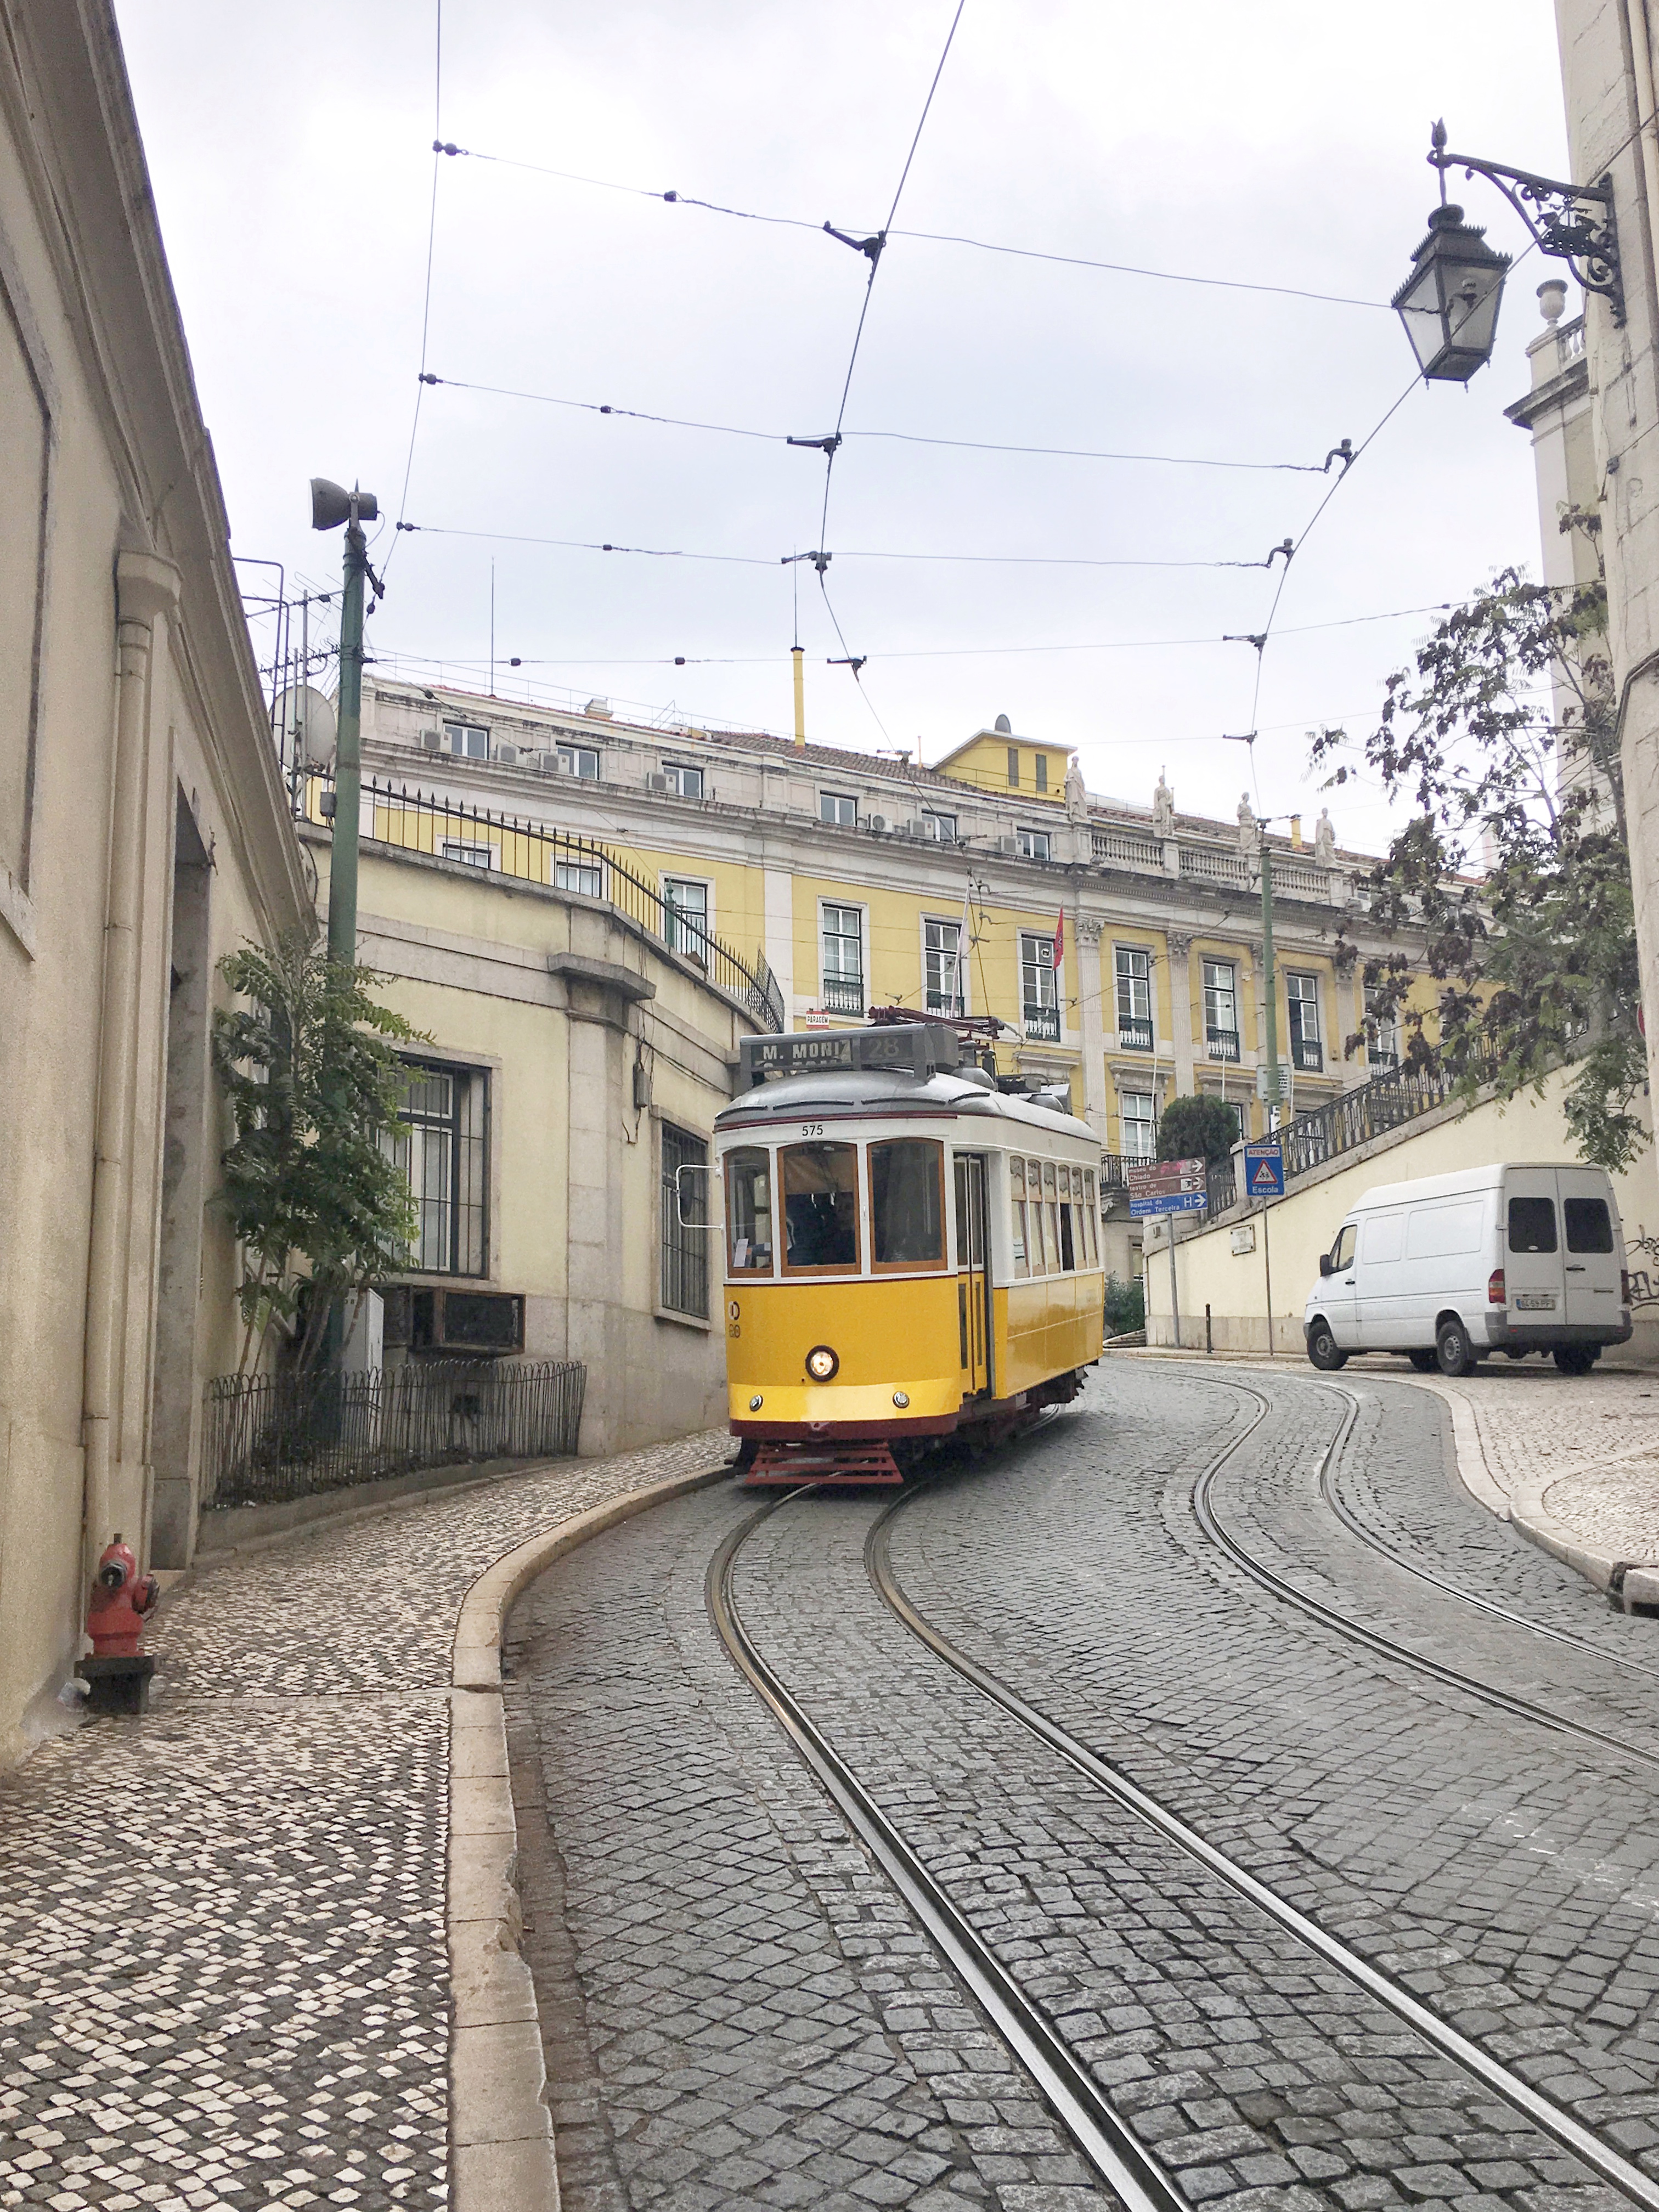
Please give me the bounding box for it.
[114,1,1571,850]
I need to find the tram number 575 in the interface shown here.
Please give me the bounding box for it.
[800,1122,824,1137]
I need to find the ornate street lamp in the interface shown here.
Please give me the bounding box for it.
[1394,120,1623,384]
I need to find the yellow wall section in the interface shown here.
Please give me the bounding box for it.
[933,733,1070,800]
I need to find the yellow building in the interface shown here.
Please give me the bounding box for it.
[347,680,1412,1285]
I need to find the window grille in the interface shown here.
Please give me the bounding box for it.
[660,1124,709,1317]
[391,1060,488,1276]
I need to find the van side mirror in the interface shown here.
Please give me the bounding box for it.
[1319,1253,1333,1277]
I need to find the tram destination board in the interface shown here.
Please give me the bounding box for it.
[740,1024,962,1087]
[1125,1156,1207,1218]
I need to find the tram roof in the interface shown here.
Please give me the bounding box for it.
[714,1066,1098,1145]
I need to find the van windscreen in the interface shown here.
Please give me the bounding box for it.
[1508,1197,1558,1254]
[1564,1197,1614,1254]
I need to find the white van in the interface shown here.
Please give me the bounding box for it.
[1304,1162,1630,1377]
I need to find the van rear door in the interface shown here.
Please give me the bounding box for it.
[1503,1170,1561,1325]
[1557,1168,1622,1329]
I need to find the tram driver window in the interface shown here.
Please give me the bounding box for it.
[1011,1159,1030,1278]
[725,1149,774,1273]
[781,1142,860,1271]
[870,1140,945,1269]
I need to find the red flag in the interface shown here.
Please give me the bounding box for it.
[1052,907,1065,965]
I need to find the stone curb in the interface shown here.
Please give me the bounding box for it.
[447,1453,735,2212]
[1393,1374,1659,1607]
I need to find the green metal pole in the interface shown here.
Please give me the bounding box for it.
[1260,838,1281,1130]
[325,518,367,970]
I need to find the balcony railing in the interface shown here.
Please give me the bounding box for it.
[1023,1002,1060,1041]
[1115,1015,1154,1052]
[821,975,865,1015]
[1099,1153,1128,1193]
[926,990,966,1015]
[301,770,785,1031]
[1205,1026,1240,1063]
[1291,1035,1323,1073]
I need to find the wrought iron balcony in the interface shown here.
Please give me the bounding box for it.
[926,990,966,1015]
[1291,1035,1323,1073]
[1023,1001,1060,1041]
[1205,1026,1240,1063]
[1116,1015,1154,1052]
[821,976,865,1015]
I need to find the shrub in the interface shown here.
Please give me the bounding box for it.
[1104,1273,1146,1336]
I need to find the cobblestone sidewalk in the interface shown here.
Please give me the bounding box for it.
[0,1428,730,2212]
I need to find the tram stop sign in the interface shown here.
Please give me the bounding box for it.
[1243,1138,1284,1200]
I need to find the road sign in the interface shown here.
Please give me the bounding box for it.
[1243,1138,1284,1199]
[1126,1156,1208,1219]
[1255,1062,1292,1100]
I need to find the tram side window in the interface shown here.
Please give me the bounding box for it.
[782,1142,860,1271]
[1011,1159,1030,1279]
[1057,1166,1076,1271]
[1082,1170,1099,1265]
[871,1140,945,1269]
[1024,1157,1047,1272]
[1043,1162,1060,1272]
[726,1149,775,1273]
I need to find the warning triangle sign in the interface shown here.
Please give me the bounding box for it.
[1249,1158,1279,1192]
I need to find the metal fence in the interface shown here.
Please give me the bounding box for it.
[303,770,786,1032]
[201,1358,587,1509]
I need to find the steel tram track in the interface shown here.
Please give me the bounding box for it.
[1307,1373,1659,1680]
[1186,1371,1659,1770]
[708,1391,1659,2211]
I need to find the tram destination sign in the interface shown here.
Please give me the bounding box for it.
[740,1022,962,1088]
[1125,1157,1208,1218]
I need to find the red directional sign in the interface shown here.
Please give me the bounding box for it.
[1125,1156,1207,1218]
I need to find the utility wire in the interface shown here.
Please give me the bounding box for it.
[433,142,1391,311]
[421,374,1331,471]
[387,0,445,576]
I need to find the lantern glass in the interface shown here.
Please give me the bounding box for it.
[1392,204,1510,382]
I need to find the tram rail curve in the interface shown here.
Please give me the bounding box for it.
[709,1384,1659,2211]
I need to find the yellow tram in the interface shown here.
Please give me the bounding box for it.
[713,1019,1105,1484]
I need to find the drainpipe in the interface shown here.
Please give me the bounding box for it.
[82,550,179,1583]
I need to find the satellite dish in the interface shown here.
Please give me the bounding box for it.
[272,683,337,768]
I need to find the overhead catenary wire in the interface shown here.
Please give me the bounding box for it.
[386,1,445,577]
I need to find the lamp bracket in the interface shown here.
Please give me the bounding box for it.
[1430,125,1622,323]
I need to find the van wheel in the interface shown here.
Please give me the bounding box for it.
[1554,1346,1596,1376]
[1407,1350,1436,1373]
[1307,1319,1347,1372]
[1436,1319,1474,1377]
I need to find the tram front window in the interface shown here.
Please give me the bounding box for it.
[871,1140,944,1269]
[782,1142,860,1271]
[726,1149,775,1272]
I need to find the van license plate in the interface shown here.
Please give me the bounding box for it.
[1515,1293,1556,1311]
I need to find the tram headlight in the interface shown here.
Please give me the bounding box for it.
[805,1345,839,1382]
[748,1395,764,1411]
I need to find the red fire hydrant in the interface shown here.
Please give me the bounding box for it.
[82,1534,159,1713]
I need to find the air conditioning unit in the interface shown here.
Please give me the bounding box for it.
[532,751,562,773]
[647,772,670,793]
[495,742,520,766]
[869,814,889,833]
[905,819,926,839]
[997,836,1019,856]
[419,729,442,752]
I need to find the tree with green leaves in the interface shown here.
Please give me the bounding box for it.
[213,933,426,1373]
[1308,563,1645,1172]
[1156,1092,1242,1166]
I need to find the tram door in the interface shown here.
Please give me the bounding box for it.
[953,1153,992,1398]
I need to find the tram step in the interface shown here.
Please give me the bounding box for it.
[743,1441,904,1488]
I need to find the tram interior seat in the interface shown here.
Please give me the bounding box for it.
[786,1191,856,1267]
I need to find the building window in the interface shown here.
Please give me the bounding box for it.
[1121,1089,1156,1161]
[921,810,958,843]
[557,859,603,898]
[660,1123,709,1318]
[1035,754,1048,792]
[821,791,857,826]
[1020,933,1058,1040]
[1288,972,1322,1071]
[821,902,864,1013]
[392,1060,488,1277]
[558,742,600,779]
[662,762,704,799]
[1017,826,1052,861]
[1365,985,1402,1069]
[1203,958,1239,1060]
[1007,747,1020,787]
[664,877,710,963]
[444,720,489,759]
[1114,945,1153,1050]
[924,918,964,1014]
[441,840,497,870]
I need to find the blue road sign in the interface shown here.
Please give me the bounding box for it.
[1125,1158,1208,1219]
[1243,1139,1284,1200]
